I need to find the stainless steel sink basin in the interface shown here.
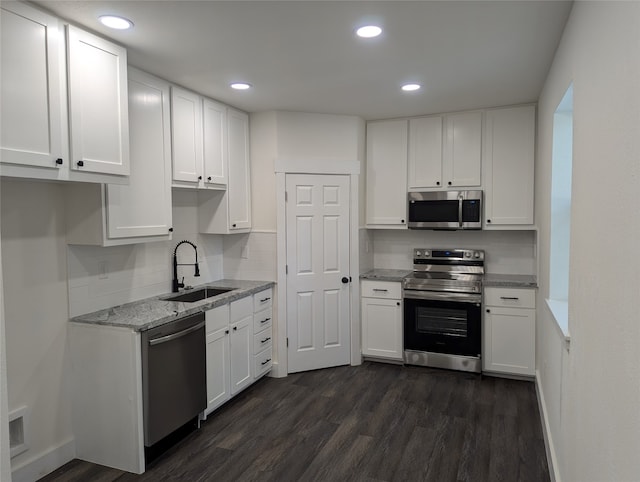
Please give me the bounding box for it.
[165,287,235,303]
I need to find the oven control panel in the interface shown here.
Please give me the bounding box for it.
[413,248,484,261]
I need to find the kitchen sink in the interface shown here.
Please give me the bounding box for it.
[165,287,235,303]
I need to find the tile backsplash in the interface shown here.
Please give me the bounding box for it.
[371,229,536,274]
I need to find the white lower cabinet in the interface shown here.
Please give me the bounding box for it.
[361,280,403,361]
[483,287,536,376]
[253,288,273,378]
[205,305,231,415]
[229,313,253,395]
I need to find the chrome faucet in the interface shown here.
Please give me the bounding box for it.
[172,240,200,292]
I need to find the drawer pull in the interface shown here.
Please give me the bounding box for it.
[261,337,271,343]
[500,296,520,300]
[372,289,388,292]
[260,297,271,303]
[261,317,271,324]
[261,358,271,366]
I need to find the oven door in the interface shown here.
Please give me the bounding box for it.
[403,290,481,357]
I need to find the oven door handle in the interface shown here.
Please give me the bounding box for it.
[458,194,464,228]
[403,290,481,304]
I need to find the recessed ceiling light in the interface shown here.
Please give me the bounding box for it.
[230,83,252,90]
[401,83,421,92]
[356,25,382,38]
[99,15,133,30]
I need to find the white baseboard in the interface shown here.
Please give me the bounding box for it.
[12,437,75,482]
[535,370,561,482]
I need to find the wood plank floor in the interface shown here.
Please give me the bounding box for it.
[40,362,549,482]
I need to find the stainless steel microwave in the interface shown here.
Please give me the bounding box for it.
[408,190,482,230]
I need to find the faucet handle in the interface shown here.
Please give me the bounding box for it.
[178,277,185,289]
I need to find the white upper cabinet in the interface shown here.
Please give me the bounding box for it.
[443,111,482,187]
[366,119,408,228]
[66,68,173,246]
[0,2,66,173]
[67,26,129,176]
[203,98,227,186]
[227,108,251,230]
[408,116,443,189]
[105,68,173,240]
[483,105,535,227]
[171,86,204,185]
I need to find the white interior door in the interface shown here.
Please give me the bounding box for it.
[286,174,351,373]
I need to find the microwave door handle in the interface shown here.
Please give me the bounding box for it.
[458,195,463,228]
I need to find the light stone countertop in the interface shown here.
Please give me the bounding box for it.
[360,269,412,282]
[70,279,275,332]
[483,274,537,288]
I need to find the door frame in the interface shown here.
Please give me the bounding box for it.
[274,159,361,377]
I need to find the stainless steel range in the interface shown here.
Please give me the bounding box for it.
[403,248,484,373]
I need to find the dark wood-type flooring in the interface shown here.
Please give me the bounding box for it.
[40,362,549,482]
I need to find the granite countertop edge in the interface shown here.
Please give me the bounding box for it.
[359,269,412,282]
[70,279,275,332]
[483,274,538,288]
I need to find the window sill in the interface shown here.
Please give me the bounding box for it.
[545,298,571,347]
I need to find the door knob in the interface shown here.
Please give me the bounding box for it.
[341,277,349,284]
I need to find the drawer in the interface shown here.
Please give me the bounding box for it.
[253,327,273,354]
[205,304,229,334]
[484,287,535,309]
[254,288,273,312]
[361,280,402,299]
[253,308,272,332]
[254,347,273,378]
[230,295,253,323]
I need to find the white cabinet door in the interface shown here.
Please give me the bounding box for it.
[67,26,129,176]
[484,306,535,376]
[106,68,172,239]
[408,116,443,189]
[366,119,408,227]
[484,105,535,226]
[1,2,66,170]
[203,98,227,186]
[229,315,253,395]
[362,297,403,360]
[227,108,251,230]
[171,86,203,184]
[206,327,231,414]
[444,111,482,187]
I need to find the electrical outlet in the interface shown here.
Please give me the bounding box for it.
[98,261,108,279]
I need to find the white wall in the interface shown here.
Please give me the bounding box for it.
[0,232,11,481]
[536,3,640,481]
[68,190,223,317]
[371,229,536,274]
[0,179,74,480]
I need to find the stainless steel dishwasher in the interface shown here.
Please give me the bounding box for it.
[141,311,206,447]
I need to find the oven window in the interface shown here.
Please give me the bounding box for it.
[415,306,468,337]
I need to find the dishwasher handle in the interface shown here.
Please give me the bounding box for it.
[148,321,205,346]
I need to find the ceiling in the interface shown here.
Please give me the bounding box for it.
[34,0,573,120]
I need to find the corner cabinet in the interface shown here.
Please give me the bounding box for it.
[66,25,129,176]
[361,280,403,361]
[65,68,173,246]
[483,105,536,227]
[483,287,536,377]
[199,108,251,234]
[365,119,408,228]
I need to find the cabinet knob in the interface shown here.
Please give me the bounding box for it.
[198,175,202,180]
[207,176,212,181]
[233,326,237,331]
[232,223,237,228]
[487,219,492,224]
[447,181,452,186]
[396,302,400,306]
[55,158,63,165]
[225,330,229,334]
[436,181,440,186]
[77,160,84,167]
[168,228,173,232]
[401,219,405,224]
[486,309,491,313]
